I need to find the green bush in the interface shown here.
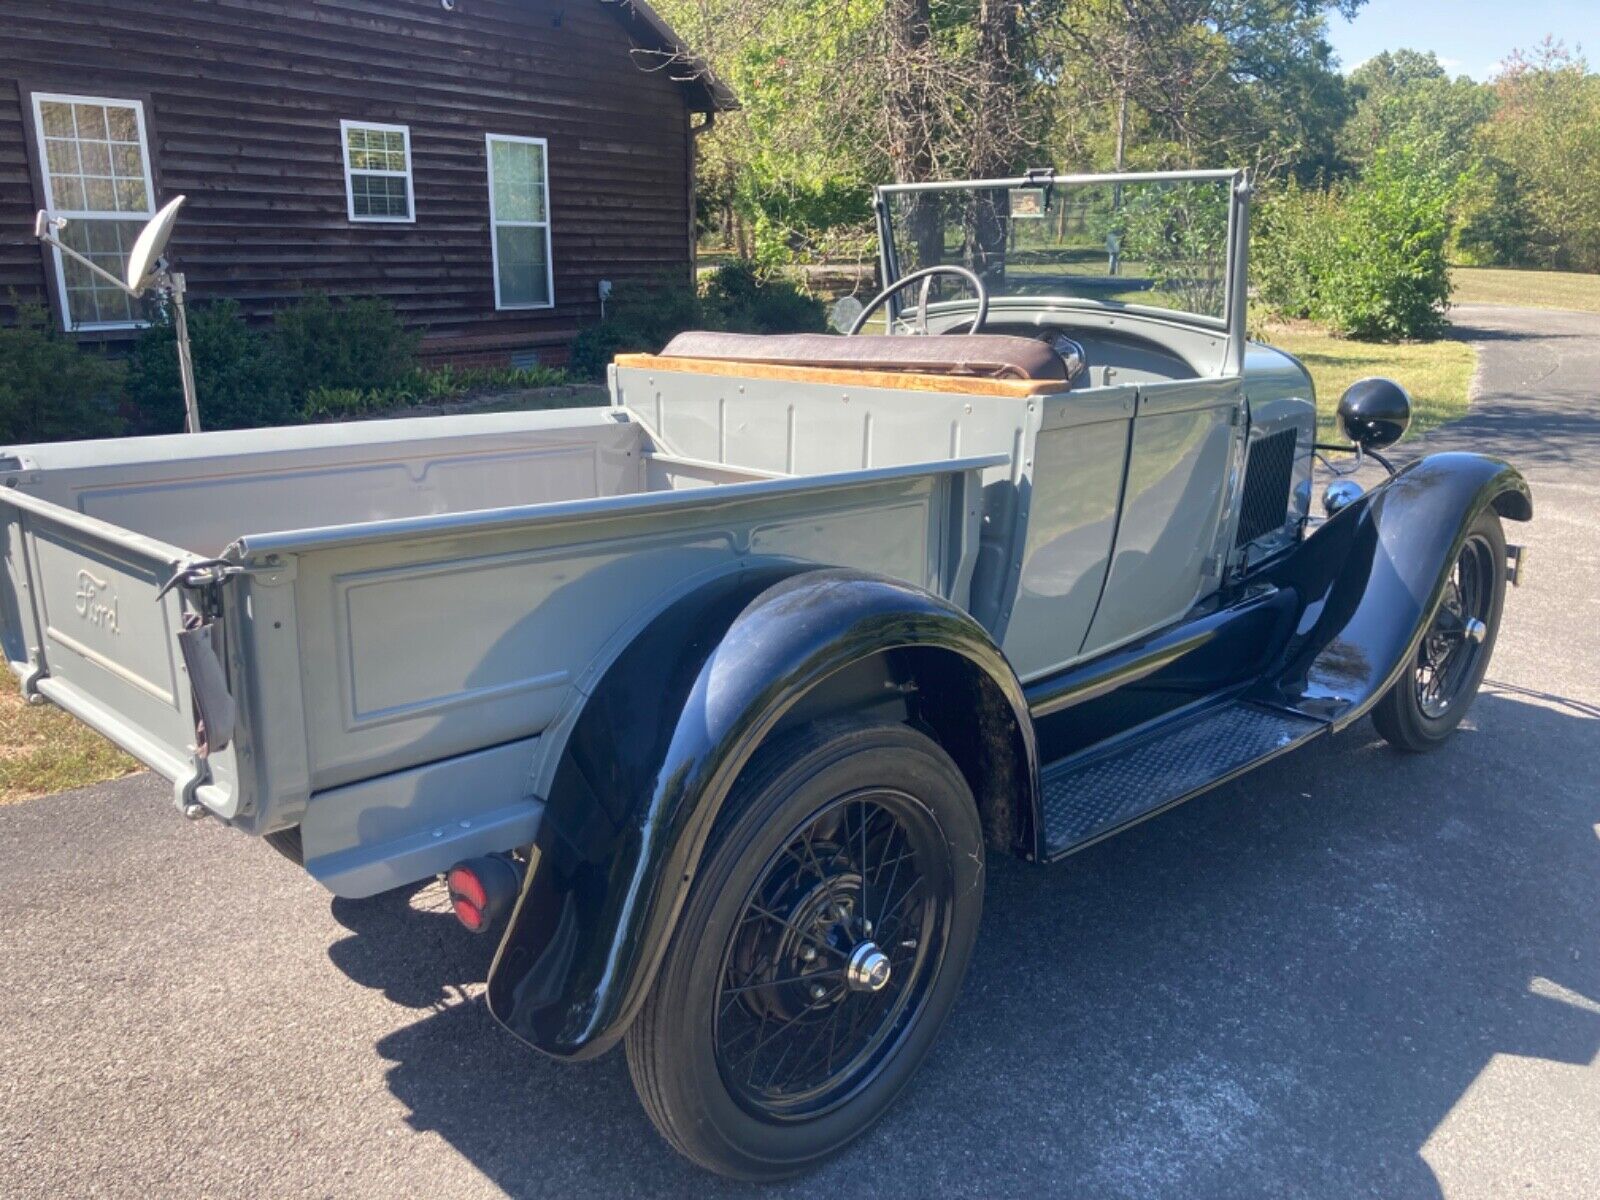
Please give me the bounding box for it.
[1254,181,1344,321]
[567,263,827,380]
[269,293,418,403]
[1254,147,1453,341]
[0,302,123,443]
[125,298,293,432]
[301,364,572,421]
[1328,146,1454,339]
[568,274,703,379]
[700,261,827,333]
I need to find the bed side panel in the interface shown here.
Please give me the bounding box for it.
[290,473,958,793]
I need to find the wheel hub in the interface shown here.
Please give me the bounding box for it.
[846,942,892,992]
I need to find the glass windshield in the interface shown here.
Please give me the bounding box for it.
[882,176,1234,323]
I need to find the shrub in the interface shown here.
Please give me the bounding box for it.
[0,302,123,443]
[300,364,572,421]
[1325,145,1454,340]
[567,263,827,380]
[269,293,418,404]
[1254,181,1344,322]
[568,274,702,379]
[125,298,292,432]
[700,261,828,334]
[1254,147,1453,341]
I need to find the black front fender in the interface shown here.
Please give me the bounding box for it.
[1256,451,1530,724]
[486,565,1033,1058]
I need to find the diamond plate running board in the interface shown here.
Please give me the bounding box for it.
[1041,701,1326,858]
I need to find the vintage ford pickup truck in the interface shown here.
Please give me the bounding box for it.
[0,170,1530,1178]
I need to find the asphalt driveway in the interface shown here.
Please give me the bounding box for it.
[2,304,1597,1199]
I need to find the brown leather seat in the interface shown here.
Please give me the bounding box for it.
[658,331,1069,382]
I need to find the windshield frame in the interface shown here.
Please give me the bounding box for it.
[873,168,1249,358]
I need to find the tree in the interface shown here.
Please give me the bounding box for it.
[1043,1,1362,178]
[1479,40,1600,270]
[1340,49,1492,173]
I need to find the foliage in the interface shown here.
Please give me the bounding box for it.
[301,364,570,421]
[1256,145,1453,340]
[268,293,418,404]
[699,261,828,333]
[568,274,704,380]
[1480,41,1600,271]
[1045,1,1361,180]
[1254,180,1344,322]
[125,294,567,431]
[0,302,124,444]
[568,264,825,379]
[1116,182,1233,316]
[125,299,293,432]
[1339,50,1492,173]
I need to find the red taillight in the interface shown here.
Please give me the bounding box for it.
[447,865,488,911]
[451,895,485,931]
[445,855,523,934]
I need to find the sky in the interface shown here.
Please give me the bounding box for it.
[1325,0,1600,80]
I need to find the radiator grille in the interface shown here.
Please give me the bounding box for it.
[1234,428,1298,546]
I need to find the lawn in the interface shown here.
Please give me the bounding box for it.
[1258,323,1477,441]
[1452,266,1600,314]
[0,682,139,805]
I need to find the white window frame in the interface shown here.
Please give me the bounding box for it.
[340,119,415,224]
[30,91,157,332]
[486,133,555,311]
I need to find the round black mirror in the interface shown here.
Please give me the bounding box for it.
[1337,377,1411,451]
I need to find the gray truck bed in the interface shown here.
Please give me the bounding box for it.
[0,404,1001,895]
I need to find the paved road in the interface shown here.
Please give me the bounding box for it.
[3,304,1597,1199]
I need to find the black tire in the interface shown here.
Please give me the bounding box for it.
[1372,507,1506,753]
[624,720,983,1181]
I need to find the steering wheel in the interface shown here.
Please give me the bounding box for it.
[848,265,990,336]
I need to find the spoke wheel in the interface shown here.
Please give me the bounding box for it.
[1373,508,1506,753]
[1415,533,1497,719]
[625,720,983,1181]
[713,788,950,1120]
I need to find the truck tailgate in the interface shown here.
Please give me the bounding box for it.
[0,486,217,805]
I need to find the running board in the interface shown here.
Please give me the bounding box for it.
[1041,700,1326,859]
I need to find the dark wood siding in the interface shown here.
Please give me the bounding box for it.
[0,0,697,361]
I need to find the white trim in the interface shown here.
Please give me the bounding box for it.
[340,119,415,224]
[30,92,157,332]
[485,133,555,311]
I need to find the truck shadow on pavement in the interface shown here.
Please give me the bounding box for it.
[328,690,1600,1199]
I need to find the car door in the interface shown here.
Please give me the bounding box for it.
[1077,377,1244,658]
[999,385,1137,680]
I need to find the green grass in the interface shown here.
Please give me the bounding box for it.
[0,683,139,804]
[1453,266,1600,314]
[1260,323,1477,441]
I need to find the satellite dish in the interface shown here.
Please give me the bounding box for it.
[829,294,865,335]
[125,194,187,295]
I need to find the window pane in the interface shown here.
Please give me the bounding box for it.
[84,176,116,211]
[39,98,149,218]
[73,103,109,141]
[495,224,549,305]
[114,178,148,212]
[53,176,87,211]
[490,139,545,223]
[59,217,142,325]
[40,100,74,138]
[79,139,111,175]
[45,138,79,176]
[111,143,141,177]
[106,106,139,142]
[351,172,409,219]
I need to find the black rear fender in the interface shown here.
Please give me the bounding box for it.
[486,566,1034,1059]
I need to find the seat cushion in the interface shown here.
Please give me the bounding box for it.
[657,331,1069,382]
